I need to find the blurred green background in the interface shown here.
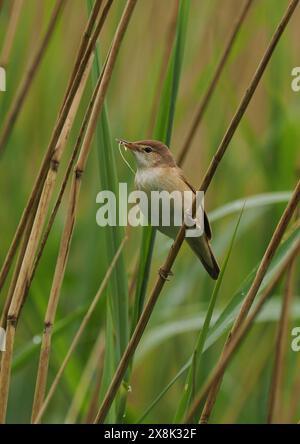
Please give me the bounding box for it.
[0,0,300,424]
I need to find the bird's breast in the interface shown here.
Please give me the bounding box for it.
[134,167,195,240]
[135,167,189,194]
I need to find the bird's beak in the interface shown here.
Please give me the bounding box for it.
[116,138,141,152]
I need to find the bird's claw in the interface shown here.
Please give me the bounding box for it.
[159,268,173,281]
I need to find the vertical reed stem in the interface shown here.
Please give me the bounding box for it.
[184,237,300,423]
[0,0,105,295]
[33,238,127,423]
[31,0,137,423]
[0,53,92,425]
[93,0,299,424]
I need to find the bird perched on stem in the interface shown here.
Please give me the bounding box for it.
[117,139,220,280]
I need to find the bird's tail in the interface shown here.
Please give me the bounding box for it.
[186,236,220,280]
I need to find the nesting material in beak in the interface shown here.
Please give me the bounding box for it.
[116,138,136,175]
[115,138,132,151]
[115,139,140,152]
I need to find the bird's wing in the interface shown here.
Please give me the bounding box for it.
[178,169,212,240]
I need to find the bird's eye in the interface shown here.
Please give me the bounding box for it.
[144,146,152,153]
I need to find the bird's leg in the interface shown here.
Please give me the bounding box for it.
[158,267,174,281]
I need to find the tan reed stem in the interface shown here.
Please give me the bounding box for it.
[25,49,110,422]
[200,182,300,424]
[33,238,127,424]
[177,0,253,166]
[93,0,299,424]
[184,236,300,423]
[0,0,106,295]
[0,54,92,425]
[61,0,103,108]
[0,0,66,154]
[0,201,38,330]
[30,61,106,286]
[31,0,137,423]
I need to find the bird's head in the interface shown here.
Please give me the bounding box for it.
[117,139,176,169]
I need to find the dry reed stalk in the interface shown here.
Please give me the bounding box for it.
[0,56,92,425]
[31,0,137,423]
[33,238,127,424]
[61,0,103,109]
[128,1,180,301]
[0,0,66,154]
[21,54,111,417]
[0,0,106,294]
[30,160,86,421]
[93,0,299,424]
[65,333,105,424]
[184,235,300,423]
[30,62,106,285]
[146,0,179,137]
[0,0,24,68]
[16,58,91,310]
[200,181,300,424]
[268,263,296,423]
[26,3,122,293]
[0,201,38,329]
[177,0,253,166]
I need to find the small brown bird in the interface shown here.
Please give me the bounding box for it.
[117,139,220,280]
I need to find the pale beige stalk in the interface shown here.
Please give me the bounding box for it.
[0,57,92,425]
[184,234,300,423]
[33,238,127,424]
[30,171,84,422]
[62,0,103,108]
[30,62,105,286]
[0,0,103,296]
[93,0,299,424]
[200,179,300,424]
[0,203,37,329]
[31,0,137,423]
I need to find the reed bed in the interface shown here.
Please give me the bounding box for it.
[0,0,299,425]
